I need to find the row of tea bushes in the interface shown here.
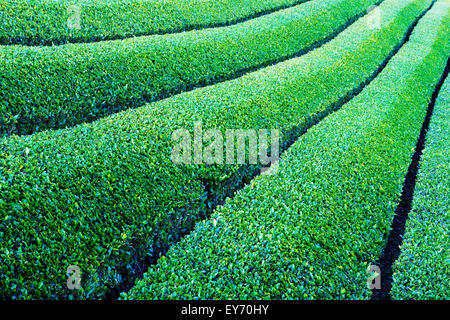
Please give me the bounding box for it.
[391,74,450,300]
[0,0,306,45]
[123,1,450,299]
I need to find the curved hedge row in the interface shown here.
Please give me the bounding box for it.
[0,0,380,137]
[124,1,450,299]
[0,0,432,299]
[0,0,307,45]
[391,74,450,300]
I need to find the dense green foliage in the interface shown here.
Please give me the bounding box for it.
[391,74,450,300]
[0,0,431,299]
[0,0,307,45]
[123,2,450,299]
[0,0,380,136]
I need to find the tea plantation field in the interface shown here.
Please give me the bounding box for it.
[0,0,448,300]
